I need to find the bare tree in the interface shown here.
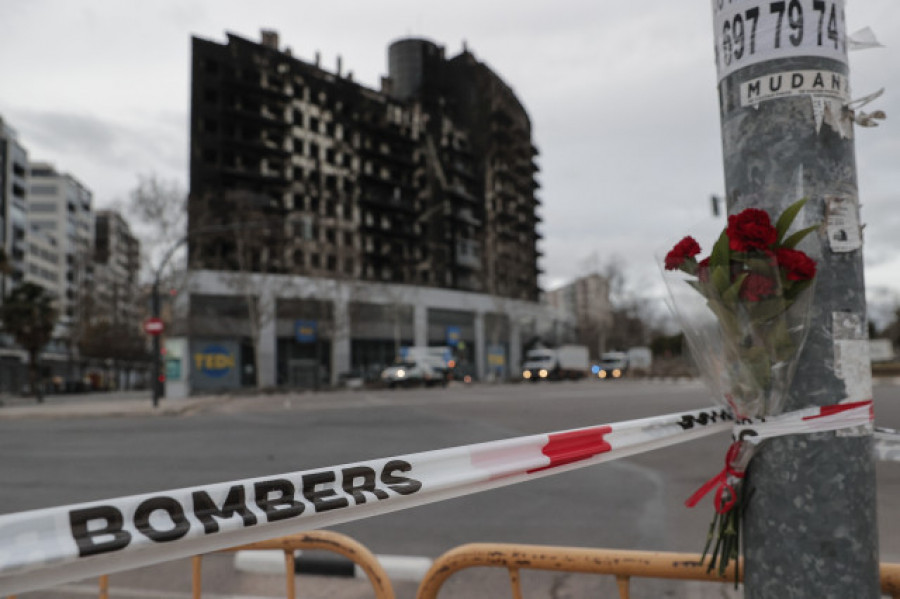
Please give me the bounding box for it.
[122,173,188,284]
[204,190,291,389]
[571,253,659,355]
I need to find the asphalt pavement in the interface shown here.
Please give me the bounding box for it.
[2,379,898,599]
[3,375,899,420]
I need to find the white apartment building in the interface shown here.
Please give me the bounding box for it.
[0,116,29,299]
[27,162,95,335]
[24,229,61,293]
[0,116,30,393]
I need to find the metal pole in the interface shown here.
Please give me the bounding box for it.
[151,278,161,407]
[711,2,878,596]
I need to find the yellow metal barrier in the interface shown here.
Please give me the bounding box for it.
[414,543,900,599]
[3,530,395,599]
[217,530,396,599]
[9,536,899,598]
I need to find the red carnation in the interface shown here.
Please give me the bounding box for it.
[697,257,711,283]
[776,248,816,281]
[740,272,775,301]
[665,236,701,271]
[727,209,777,252]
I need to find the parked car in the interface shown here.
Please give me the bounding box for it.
[380,360,444,388]
[338,369,365,389]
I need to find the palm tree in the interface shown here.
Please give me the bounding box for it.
[0,283,58,403]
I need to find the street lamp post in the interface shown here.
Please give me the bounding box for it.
[150,237,188,408]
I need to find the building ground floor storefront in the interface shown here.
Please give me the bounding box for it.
[166,270,573,397]
[0,347,148,397]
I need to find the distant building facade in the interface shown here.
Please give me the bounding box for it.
[0,116,29,298]
[181,30,557,391]
[0,115,147,394]
[27,162,95,332]
[189,31,541,299]
[0,116,30,392]
[23,227,61,292]
[93,210,141,327]
[545,273,613,358]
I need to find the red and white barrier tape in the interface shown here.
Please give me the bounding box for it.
[685,400,875,513]
[0,406,731,594]
[875,427,900,462]
[0,400,877,594]
[733,399,874,443]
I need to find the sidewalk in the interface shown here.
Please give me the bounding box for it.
[4,376,898,421]
[0,389,226,420]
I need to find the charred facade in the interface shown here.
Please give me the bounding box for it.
[189,31,542,301]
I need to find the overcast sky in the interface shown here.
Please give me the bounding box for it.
[1,0,897,313]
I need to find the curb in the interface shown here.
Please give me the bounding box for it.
[0,396,225,420]
[234,549,433,583]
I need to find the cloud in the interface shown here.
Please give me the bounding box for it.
[5,108,186,205]
[12,110,128,164]
[0,0,896,301]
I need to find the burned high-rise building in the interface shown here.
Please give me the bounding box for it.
[189,31,542,301]
[181,30,565,391]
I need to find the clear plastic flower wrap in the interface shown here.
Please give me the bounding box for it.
[660,198,819,580]
[662,199,818,419]
[664,262,815,421]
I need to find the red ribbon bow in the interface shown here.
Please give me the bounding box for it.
[685,441,746,514]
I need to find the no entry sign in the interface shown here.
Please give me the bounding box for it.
[143,317,165,336]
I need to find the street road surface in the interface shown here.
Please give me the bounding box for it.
[2,379,899,598]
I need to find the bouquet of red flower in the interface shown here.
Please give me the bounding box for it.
[662,198,819,579]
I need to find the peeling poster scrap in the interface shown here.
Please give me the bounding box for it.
[833,311,872,407]
[826,197,862,253]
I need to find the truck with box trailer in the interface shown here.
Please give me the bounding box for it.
[521,345,590,381]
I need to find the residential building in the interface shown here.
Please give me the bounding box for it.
[27,162,95,333]
[0,123,143,393]
[180,30,559,392]
[545,273,613,358]
[93,210,141,327]
[0,115,29,298]
[24,228,61,293]
[0,115,30,393]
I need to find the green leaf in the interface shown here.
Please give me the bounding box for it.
[708,300,740,339]
[775,197,808,243]
[710,230,730,270]
[743,257,776,273]
[722,272,749,305]
[747,296,788,323]
[741,345,772,389]
[781,224,820,249]
[712,265,730,295]
[680,257,699,276]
